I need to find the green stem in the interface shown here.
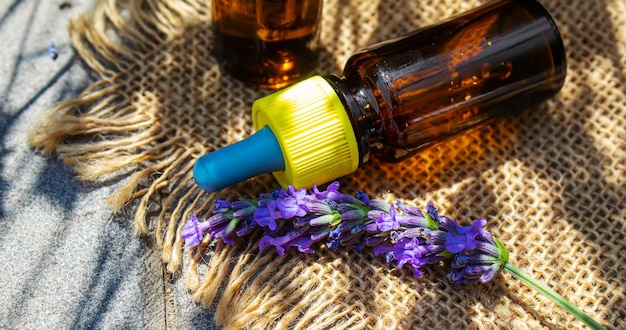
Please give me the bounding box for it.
[504,263,605,330]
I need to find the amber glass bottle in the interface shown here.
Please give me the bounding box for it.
[212,0,322,89]
[194,0,567,192]
[329,0,567,162]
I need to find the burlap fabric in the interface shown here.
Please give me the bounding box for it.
[29,0,625,328]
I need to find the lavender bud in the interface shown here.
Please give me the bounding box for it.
[207,213,231,227]
[368,199,390,212]
[340,209,367,221]
[305,200,333,214]
[309,214,339,226]
[367,210,386,221]
[339,194,363,205]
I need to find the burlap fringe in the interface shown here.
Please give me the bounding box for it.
[186,236,385,329]
[27,0,215,274]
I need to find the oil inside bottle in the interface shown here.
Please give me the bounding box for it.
[341,0,566,162]
[212,0,322,90]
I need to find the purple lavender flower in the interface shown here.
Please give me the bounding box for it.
[375,205,400,232]
[448,231,508,284]
[396,201,430,228]
[373,245,394,263]
[393,237,430,277]
[182,182,605,329]
[254,196,280,230]
[426,201,439,220]
[445,218,488,253]
[275,186,309,218]
[182,199,257,247]
[259,225,316,256]
[181,215,206,247]
[355,191,369,204]
[215,200,232,211]
[182,182,504,283]
[312,181,341,201]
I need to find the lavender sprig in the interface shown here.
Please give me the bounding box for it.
[182,182,605,330]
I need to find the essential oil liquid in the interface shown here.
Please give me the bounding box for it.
[212,0,322,89]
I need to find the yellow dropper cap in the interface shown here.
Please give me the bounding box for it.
[252,75,360,189]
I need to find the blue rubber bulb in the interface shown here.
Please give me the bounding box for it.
[193,126,285,192]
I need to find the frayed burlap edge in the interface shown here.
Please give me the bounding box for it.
[27,0,215,274]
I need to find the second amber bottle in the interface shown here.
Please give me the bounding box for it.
[212,0,323,89]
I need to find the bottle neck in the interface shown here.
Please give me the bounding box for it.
[323,75,377,165]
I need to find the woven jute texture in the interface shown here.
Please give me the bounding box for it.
[29,0,625,328]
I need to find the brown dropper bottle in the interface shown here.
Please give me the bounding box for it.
[331,0,567,163]
[212,0,322,89]
[194,0,567,192]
